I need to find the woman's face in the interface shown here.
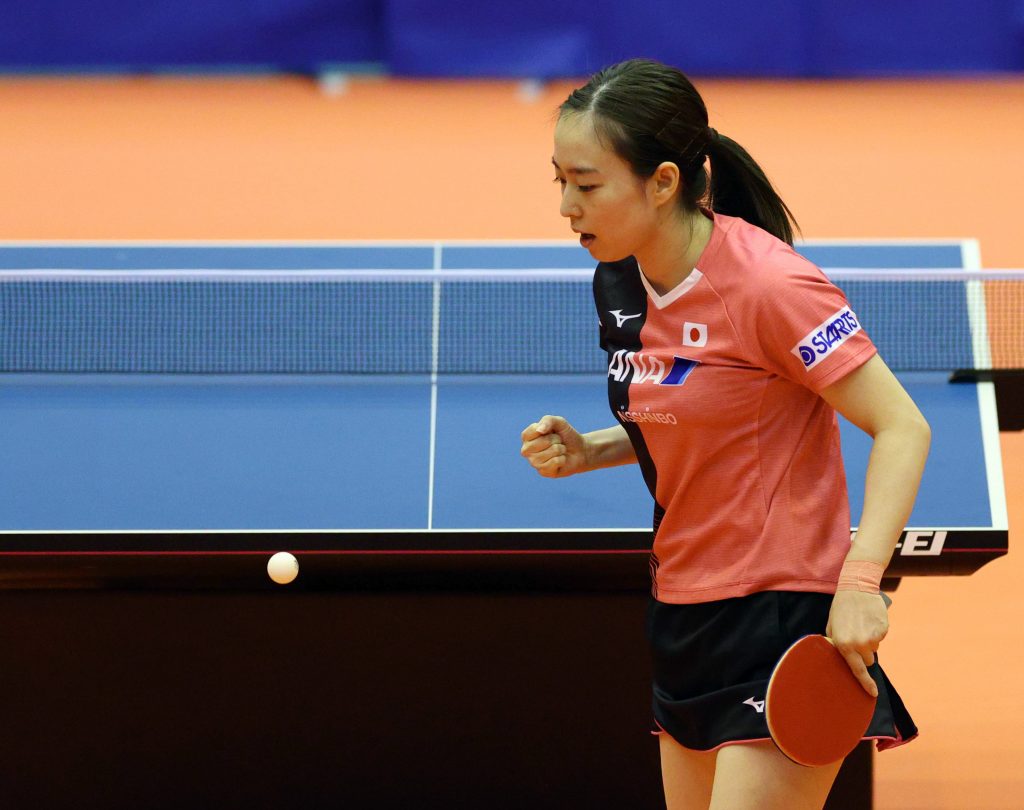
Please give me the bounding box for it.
[552,112,662,263]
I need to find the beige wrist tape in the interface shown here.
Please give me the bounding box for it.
[836,559,885,594]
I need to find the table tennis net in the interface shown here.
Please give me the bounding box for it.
[1,269,1021,373]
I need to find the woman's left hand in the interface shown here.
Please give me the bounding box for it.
[826,590,889,697]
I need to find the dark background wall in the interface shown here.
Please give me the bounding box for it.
[0,587,872,809]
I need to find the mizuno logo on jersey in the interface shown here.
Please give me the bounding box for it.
[743,697,765,713]
[791,306,862,370]
[607,351,699,386]
[608,310,642,328]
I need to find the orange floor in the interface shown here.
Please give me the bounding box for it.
[2,75,1021,808]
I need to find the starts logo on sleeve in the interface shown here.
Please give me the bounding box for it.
[791,306,862,370]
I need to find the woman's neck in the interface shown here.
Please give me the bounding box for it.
[634,209,713,296]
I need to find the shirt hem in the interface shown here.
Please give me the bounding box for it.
[653,579,838,604]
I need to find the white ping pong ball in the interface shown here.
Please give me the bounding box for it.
[267,551,299,585]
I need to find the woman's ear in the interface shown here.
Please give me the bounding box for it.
[650,161,681,207]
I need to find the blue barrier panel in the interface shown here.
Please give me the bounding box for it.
[385,0,810,77]
[1,0,382,70]
[812,0,1024,75]
[3,0,1022,76]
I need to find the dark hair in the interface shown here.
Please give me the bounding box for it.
[560,58,799,245]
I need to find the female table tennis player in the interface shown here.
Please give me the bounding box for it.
[520,59,925,810]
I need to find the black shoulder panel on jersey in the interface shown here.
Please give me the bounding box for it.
[593,257,647,351]
[592,257,664,534]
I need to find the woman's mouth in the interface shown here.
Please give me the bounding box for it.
[579,233,595,248]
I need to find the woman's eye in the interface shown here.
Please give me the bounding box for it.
[551,177,595,192]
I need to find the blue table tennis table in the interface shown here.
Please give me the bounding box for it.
[0,239,1008,585]
[0,239,1010,810]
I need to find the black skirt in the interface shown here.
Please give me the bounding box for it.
[646,590,918,753]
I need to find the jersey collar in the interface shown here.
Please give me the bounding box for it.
[638,266,704,310]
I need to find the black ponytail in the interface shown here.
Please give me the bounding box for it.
[560,59,799,245]
[705,132,799,245]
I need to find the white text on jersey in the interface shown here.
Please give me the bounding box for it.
[608,350,699,386]
[791,306,862,371]
[608,350,665,383]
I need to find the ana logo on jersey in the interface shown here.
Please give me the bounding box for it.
[607,350,699,386]
[608,310,642,328]
[791,306,862,371]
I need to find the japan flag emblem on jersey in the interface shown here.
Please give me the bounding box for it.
[682,322,708,348]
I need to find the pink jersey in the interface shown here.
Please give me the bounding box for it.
[593,213,876,603]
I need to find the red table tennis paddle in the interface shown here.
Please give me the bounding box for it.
[765,634,876,767]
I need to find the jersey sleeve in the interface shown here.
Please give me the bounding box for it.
[751,263,877,393]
